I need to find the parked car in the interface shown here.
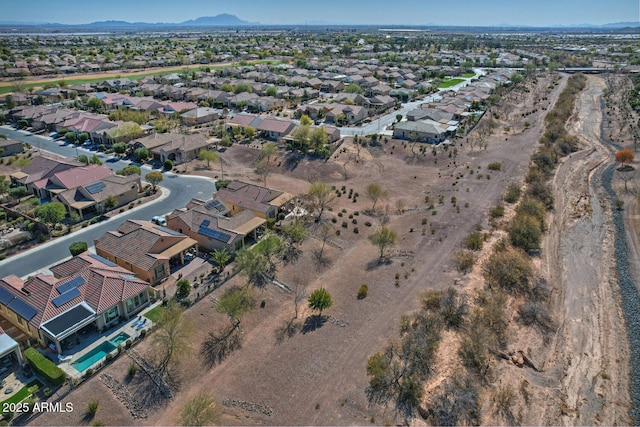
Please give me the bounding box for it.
[152,216,167,226]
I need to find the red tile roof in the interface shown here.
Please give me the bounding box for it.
[0,252,148,330]
[49,165,114,190]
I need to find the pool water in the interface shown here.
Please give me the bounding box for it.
[71,341,115,373]
[110,332,130,346]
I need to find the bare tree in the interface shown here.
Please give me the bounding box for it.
[619,167,636,193]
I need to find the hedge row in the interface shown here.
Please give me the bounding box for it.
[24,347,66,385]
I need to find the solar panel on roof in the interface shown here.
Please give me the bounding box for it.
[85,182,106,194]
[0,287,15,305]
[121,275,137,280]
[204,200,227,212]
[56,276,85,295]
[198,226,231,242]
[52,287,81,308]
[88,253,117,267]
[201,219,210,227]
[7,298,38,321]
[153,225,183,236]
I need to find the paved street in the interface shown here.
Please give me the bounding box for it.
[0,69,483,278]
[0,127,216,278]
[337,69,482,136]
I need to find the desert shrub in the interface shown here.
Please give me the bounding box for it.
[525,167,545,184]
[508,214,542,252]
[531,149,556,175]
[518,301,554,333]
[357,285,369,299]
[465,290,509,366]
[487,162,502,171]
[464,231,484,251]
[489,205,505,219]
[440,288,468,329]
[503,183,521,204]
[127,363,138,378]
[420,290,442,311]
[86,400,99,418]
[483,248,534,295]
[430,373,481,426]
[526,180,554,209]
[452,249,476,275]
[516,197,547,228]
[366,312,442,409]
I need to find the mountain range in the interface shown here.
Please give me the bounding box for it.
[0,14,637,29]
[0,14,256,28]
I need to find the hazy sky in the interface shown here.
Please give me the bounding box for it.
[3,0,639,26]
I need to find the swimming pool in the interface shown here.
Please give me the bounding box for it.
[71,341,116,373]
[109,332,130,346]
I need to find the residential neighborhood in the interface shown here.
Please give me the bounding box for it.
[0,8,638,427]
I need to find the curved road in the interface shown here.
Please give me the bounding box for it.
[337,68,484,136]
[0,127,216,278]
[0,68,484,277]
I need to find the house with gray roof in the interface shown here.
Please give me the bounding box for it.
[393,119,453,144]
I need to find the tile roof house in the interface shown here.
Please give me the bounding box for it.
[0,251,150,355]
[56,174,141,219]
[133,132,212,164]
[180,107,222,126]
[215,180,291,219]
[255,118,296,141]
[325,104,369,125]
[30,164,114,200]
[95,220,198,286]
[167,199,266,252]
[9,155,82,194]
[393,119,452,143]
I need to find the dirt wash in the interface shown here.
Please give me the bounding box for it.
[515,75,632,426]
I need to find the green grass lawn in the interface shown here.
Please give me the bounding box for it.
[143,305,166,323]
[0,59,281,95]
[0,379,43,407]
[437,78,466,88]
[461,73,476,78]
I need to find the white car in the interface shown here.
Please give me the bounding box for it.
[152,216,167,226]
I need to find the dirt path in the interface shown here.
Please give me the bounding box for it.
[526,75,632,425]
